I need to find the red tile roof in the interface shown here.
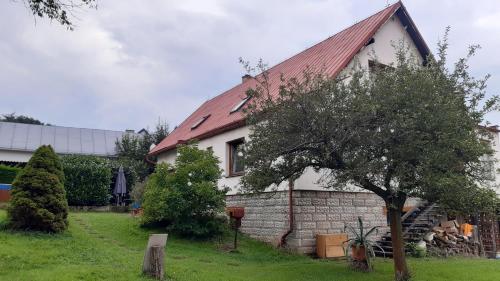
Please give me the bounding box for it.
[150,2,426,156]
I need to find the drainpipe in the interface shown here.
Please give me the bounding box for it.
[279,179,294,247]
[145,154,157,165]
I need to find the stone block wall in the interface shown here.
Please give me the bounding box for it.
[226,192,290,245]
[227,190,419,254]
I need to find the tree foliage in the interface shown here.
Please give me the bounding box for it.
[1,113,48,125]
[7,145,68,232]
[142,144,227,238]
[115,133,150,163]
[241,34,498,280]
[22,0,96,29]
[115,119,169,163]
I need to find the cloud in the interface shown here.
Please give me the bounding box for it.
[475,12,500,29]
[1,0,500,130]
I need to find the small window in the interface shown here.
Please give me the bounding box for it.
[230,97,249,114]
[191,115,210,130]
[227,138,245,176]
[368,60,392,73]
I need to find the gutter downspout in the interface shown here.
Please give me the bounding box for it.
[279,179,294,247]
[145,154,157,165]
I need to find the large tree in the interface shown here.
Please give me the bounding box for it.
[115,119,170,162]
[241,36,498,280]
[21,0,96,29]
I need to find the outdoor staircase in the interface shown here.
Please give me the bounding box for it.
[375,203,443,258]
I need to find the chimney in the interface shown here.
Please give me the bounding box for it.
[242,74,253,83]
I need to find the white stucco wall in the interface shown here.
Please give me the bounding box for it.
[483,130,500,195]
[157,15,425,195]
[157,126,252,194]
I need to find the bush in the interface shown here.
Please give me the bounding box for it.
[142,144,227,238]
[0,164,22,184]
[406,242,427,258]
[61,155,112,206]
[142,163,172,223]
[130,180,146,206]
[7,145,69,232]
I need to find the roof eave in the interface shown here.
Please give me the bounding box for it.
[395,2,431,62]
[148,118,247,156]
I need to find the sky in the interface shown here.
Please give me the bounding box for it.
[1,0,500,131]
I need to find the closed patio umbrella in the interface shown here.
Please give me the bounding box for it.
[113,166,127,206]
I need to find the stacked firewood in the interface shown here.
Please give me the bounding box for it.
[422,220,481,257]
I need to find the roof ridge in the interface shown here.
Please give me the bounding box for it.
[260,2,401,76]
[0,121,133,134]
[202,2,401,104]
[149,2,412,156]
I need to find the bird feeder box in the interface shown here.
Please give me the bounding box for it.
[226,207,245,219]
[225,207,245,250]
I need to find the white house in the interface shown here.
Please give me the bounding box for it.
[149,2,435,253]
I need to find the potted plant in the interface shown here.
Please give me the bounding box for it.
[344,216,381,271]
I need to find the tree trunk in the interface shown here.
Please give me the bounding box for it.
[388,203,410,281]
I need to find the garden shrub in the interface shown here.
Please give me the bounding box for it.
[0,164,22,184]
[406,242,427,258]
[130,179,146,206]
[142,163,172,224]
[7,145,69,232]
[61,155,112,206]
[142,144,227,238]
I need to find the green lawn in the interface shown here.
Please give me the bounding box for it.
[0,210,498,281]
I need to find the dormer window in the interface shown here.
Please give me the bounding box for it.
[191,115,210,130]
[230,97,250,114]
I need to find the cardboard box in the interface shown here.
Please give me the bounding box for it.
[316,234,348,258]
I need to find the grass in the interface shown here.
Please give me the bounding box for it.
[0,210,498,281]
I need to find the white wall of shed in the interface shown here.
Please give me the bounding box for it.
[0,149,32,163]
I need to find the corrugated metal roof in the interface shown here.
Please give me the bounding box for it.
[0,121,135,157]
[150,2,428,156]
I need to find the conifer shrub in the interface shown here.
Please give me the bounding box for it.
[7,145,69,232]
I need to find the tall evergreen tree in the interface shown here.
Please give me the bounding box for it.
[8,145,69,232]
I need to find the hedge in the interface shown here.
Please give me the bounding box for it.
[61,155,112,206]
[0,164,22,184]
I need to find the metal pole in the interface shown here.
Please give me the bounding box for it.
[234,226,238,250]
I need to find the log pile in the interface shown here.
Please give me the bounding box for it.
[422,221,482,257]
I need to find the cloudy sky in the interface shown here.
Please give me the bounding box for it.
[1,0,499,131]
